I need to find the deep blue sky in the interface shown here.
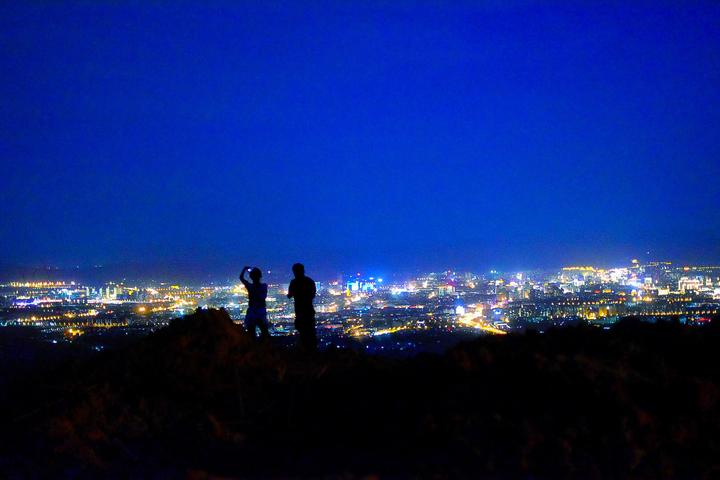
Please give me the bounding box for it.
[2,1,719,277]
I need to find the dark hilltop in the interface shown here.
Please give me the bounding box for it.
[2,308,720,478]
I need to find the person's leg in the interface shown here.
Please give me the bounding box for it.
[258,312,270,340]
[295,315,309,349]
[296,313,316,351]
[294,315,303,345]
[244,315,257,339]
[306,313,317,351]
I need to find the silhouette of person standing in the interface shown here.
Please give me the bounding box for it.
[287,263,317,351]
[240,266,270,340]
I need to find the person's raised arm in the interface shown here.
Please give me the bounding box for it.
[239,266,251,288]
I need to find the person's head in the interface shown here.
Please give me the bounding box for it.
[292,263,305,278]
[249,267,262,283]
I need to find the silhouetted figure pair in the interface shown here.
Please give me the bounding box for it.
[240,266,269,340]
[287,263,317,351]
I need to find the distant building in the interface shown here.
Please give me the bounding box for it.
[438,285,455,297]
[678,276,710,293]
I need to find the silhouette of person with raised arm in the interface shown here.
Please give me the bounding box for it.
[240,266,269,340]
[287,263,317,351]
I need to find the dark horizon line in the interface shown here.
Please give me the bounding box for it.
[1,257,718,284]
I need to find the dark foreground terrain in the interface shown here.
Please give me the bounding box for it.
[2,309,719,479]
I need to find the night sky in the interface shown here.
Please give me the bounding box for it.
[2,2,719,278]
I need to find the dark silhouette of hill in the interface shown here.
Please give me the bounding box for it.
[2,309,720,478]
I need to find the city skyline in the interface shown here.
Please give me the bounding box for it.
[3,260,718,340]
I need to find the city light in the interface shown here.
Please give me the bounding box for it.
[1,260,717,342]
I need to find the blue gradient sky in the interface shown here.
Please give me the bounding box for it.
[2,1,719,276]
